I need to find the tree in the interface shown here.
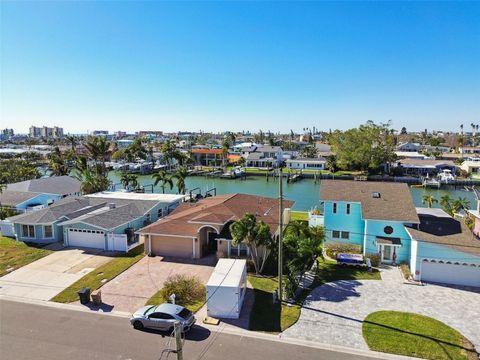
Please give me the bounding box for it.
[422,195,438,208]
[120,173,139,192]
[221,138,231,169]
[65,135,77,151]
[0,159,40,184]
[152,170,173,194]
[48,147,70,177]
[400,127,407,135]
[73,154,111,194]
[172,167,188,194]
[328,121,396,173]
[229,213,274,274]
[325,155,337,173]
[451,197,470,214]
[84,136,111,176]
[301,145,318,158]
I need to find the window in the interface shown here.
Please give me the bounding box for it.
[150,312,174,320]
[332,230,340,238]
[333,203,337,214]
[332,230,349,240]
[341,231,350,239]
[157,208,163,218]
[346,204,351,215]
[44,225,53,238]
[384,226,393,235]
[22,225,35,238]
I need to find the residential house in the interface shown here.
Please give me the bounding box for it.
[243,145,284,168]
[460,146,480,155]
[191,148,224,166]
[138,193,294,259]
[7,192,185,252]
[320,180,480,287]
[394,159,457,176]
[460,160,480,176]
[396,142,422,152]
[286,157,326,171]
[0,176,81,213]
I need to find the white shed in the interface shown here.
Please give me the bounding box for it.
[206,259,247,319]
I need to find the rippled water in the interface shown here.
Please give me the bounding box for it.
[108,171,477,211]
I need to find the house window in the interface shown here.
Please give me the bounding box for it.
[44,225,53,238]
[341,231,350,239]
[22,225,35,238]
[157,208,163,218]
[333,203,337,214]
[332,230,340,238]
[146,213,151,222]
[346,204,351,215]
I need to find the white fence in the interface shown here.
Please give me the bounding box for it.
[0,220,15,237]
[107,233,143,253]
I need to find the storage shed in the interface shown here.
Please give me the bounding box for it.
[206,259,247,319]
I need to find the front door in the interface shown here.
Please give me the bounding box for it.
[382,245,393,263]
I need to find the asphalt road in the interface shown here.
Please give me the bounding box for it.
[0,299,379,360]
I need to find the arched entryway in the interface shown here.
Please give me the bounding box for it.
[197,225,219,257]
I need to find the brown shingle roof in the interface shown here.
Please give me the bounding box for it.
[320,180,419,223]
[139,193,294,237]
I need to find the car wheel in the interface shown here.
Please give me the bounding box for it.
[133,321,144,330]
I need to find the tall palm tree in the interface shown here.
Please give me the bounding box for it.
[173,167,188,194]
[84,136,111,175]
[229,213,273,274]
[460,124,464,135]
[422,195,438,208]
[452,197,470,213]
[65,135,77,151]
[48,148,69,176]
[152,170,173,194]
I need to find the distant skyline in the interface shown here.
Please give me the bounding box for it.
[1,1,479,134]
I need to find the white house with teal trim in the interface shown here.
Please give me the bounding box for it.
[8,192,185,253]
[320,180,480,288]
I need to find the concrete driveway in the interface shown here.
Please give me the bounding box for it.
[93,256,215,313]
[282,266,480,352]
[0,247,111,301]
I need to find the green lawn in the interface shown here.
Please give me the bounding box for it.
[0,236,52,277]
[248,259,381,333]
[363,311,477,360]
[290,211,309,222]
[51,245,145,303]
[146,289,205,314]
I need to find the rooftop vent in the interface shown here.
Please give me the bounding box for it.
[108,203,116,209]
[372,192,381,199]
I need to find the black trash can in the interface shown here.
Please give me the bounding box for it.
[77,287,91,305]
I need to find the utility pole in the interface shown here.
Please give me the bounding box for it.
[174,321,183,360]
[278,167,284,303]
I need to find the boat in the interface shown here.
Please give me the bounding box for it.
[437,169,455,184]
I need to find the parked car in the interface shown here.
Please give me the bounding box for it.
[130,303,196,332]
[336,253,364,267]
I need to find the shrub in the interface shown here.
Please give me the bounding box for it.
[156,274,205,307]
[365,253,380,267]
[399,263,411,280]
[324,243,362,259]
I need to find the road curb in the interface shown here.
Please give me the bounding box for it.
[1,294,415,359]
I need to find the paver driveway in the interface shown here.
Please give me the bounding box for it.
[282,267,480,352]
[0,247,110,301]
[94,255,215,313]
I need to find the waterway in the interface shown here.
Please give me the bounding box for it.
[108,172,477,211]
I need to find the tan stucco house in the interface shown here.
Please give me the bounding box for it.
[138,193,294,259]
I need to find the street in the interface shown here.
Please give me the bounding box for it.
[0,299,380,360]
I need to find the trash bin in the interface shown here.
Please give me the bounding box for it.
[77,287,91,305]
[91,290,102,306]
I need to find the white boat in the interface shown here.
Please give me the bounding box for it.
[437,169,455,184]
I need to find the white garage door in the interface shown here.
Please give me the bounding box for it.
[67,229,105,250]
[421,260,480,287]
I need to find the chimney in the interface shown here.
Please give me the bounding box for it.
[108,203,116,209]
[283,208,291,225]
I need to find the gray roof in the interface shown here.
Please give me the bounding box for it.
[0,190,42,207]
[6,176,81,195]
[258,146,282,153]
[8,195,159,228]
[246,152,264,160]
[320,180,420,223]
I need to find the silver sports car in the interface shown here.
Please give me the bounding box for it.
[130,303,196,332]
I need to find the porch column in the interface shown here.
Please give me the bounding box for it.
[363,220,368,256]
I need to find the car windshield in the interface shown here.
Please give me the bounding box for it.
[178,308,192,319]
[143,305,157,316]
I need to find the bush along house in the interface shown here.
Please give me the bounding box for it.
[320,180,480,287]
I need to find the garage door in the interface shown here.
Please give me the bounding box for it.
[151,235,193,258]
[67,229,105,250]
[421,260,480,287]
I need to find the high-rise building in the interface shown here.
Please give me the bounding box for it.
[29,125,64,138]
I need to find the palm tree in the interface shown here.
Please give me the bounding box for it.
[84,136,111,175]
[172,167,188,194]
[229,213,273,274]
[422,195,438,208]
[221,139,230,169]
[65,135,77,151]
[460,124,464,135]
[120,173,139,191]
[451,197,470,214]
[152,170,173,194]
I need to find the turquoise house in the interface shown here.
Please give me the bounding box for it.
[320,180,480,287]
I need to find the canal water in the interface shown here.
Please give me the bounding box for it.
[108,172,478,211]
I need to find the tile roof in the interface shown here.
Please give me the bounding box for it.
[405,209,480,257]
[6,176,81,195]
[320,180,419,223]
[191,149,223,154]
[139,193,295,237]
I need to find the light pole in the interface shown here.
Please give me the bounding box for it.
[278,167,284,303]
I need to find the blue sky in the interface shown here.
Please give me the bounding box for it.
[1,1,479,134]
